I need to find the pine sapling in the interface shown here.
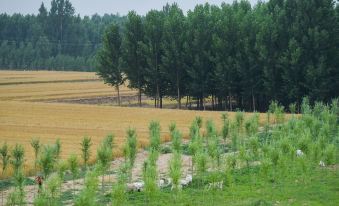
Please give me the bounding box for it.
[68,154,79,200]
[11,144,25,175]
[80,136,92,170]
[149,121,161,151]
[30,138,41,173]
[0,143,10,205]
[38,145,57,179]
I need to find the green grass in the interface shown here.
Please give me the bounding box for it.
[104,166,339,206]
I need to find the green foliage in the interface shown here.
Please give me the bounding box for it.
[10,144,25,174]
[221,113,229,142]
[38,145,57,179]
[169,122,177,133]
[195,116,203,129]
[68,154,79,199]
[169,151,182,191]
[171,129,182,152]
[30,138,41,171]
[245,113,259,137]
[54,138,61,160]
[0,143,10,174]
[143,149,159,202]
[235,111,244,133]
[205,119,217,139]
[149,121,161,151]
[80,136,92,169]
[323,144,336,165]
[68,154,79,179]
[103,134,115,150]
[195,150,208,175]
[7,170,26,206]
[96,143,112,173]
[96,22,124,105]
[125,128,137,166]
[34,173,62,206]
[75,170,99,206]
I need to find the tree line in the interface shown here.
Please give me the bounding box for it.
[0,0,126,71]
[97,0,339,112]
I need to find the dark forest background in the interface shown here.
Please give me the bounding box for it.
[0,0,338,111]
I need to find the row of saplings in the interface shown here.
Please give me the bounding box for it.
[0,99,338,205]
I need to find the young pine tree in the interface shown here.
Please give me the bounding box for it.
[38,145,57,179]
[30,138,41,173]
[80,136,92,170]
[11,144,25,175]
[68,154,79,200]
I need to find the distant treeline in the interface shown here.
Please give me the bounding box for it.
[0,0,126,71]
[97,0,339,111]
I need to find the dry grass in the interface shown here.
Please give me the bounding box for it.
[0,70,271,178]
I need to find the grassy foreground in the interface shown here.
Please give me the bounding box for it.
[122,166,338,206]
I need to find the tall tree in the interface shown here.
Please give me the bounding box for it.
[143,10,166,108]
[122,11,147,107]
[97,23,124,106]
[161,3,187,109]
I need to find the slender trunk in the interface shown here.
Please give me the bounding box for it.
[212,94,215,110]
[186,96,189,108]
[154,97,157,108]
[176,70,181,109]
[203,97,206,111]
[189,96,192,109]
[252,89,255,112]
[139,88,142,107]
[116,85,121,106]
[160,95,163,108]
[156,83,160,108]
[229,91,232,111]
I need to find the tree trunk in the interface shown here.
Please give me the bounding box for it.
[138,88,142,107]
[252,88,256,112]
[116,85,121,106]
[176,70,181,109]
[156,83,160,108]
[160,95,163,108]
[229,92,233,111]
[186,96,189,108]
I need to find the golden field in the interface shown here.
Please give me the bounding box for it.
[0,70,269,177]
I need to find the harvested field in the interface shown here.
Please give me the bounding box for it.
[0,70,269,178]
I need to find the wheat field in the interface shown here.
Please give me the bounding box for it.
[0,70,269,177]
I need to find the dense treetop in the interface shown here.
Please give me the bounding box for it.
[0,0,126,71]
[1,0,338,111]
[97,0,339,111]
